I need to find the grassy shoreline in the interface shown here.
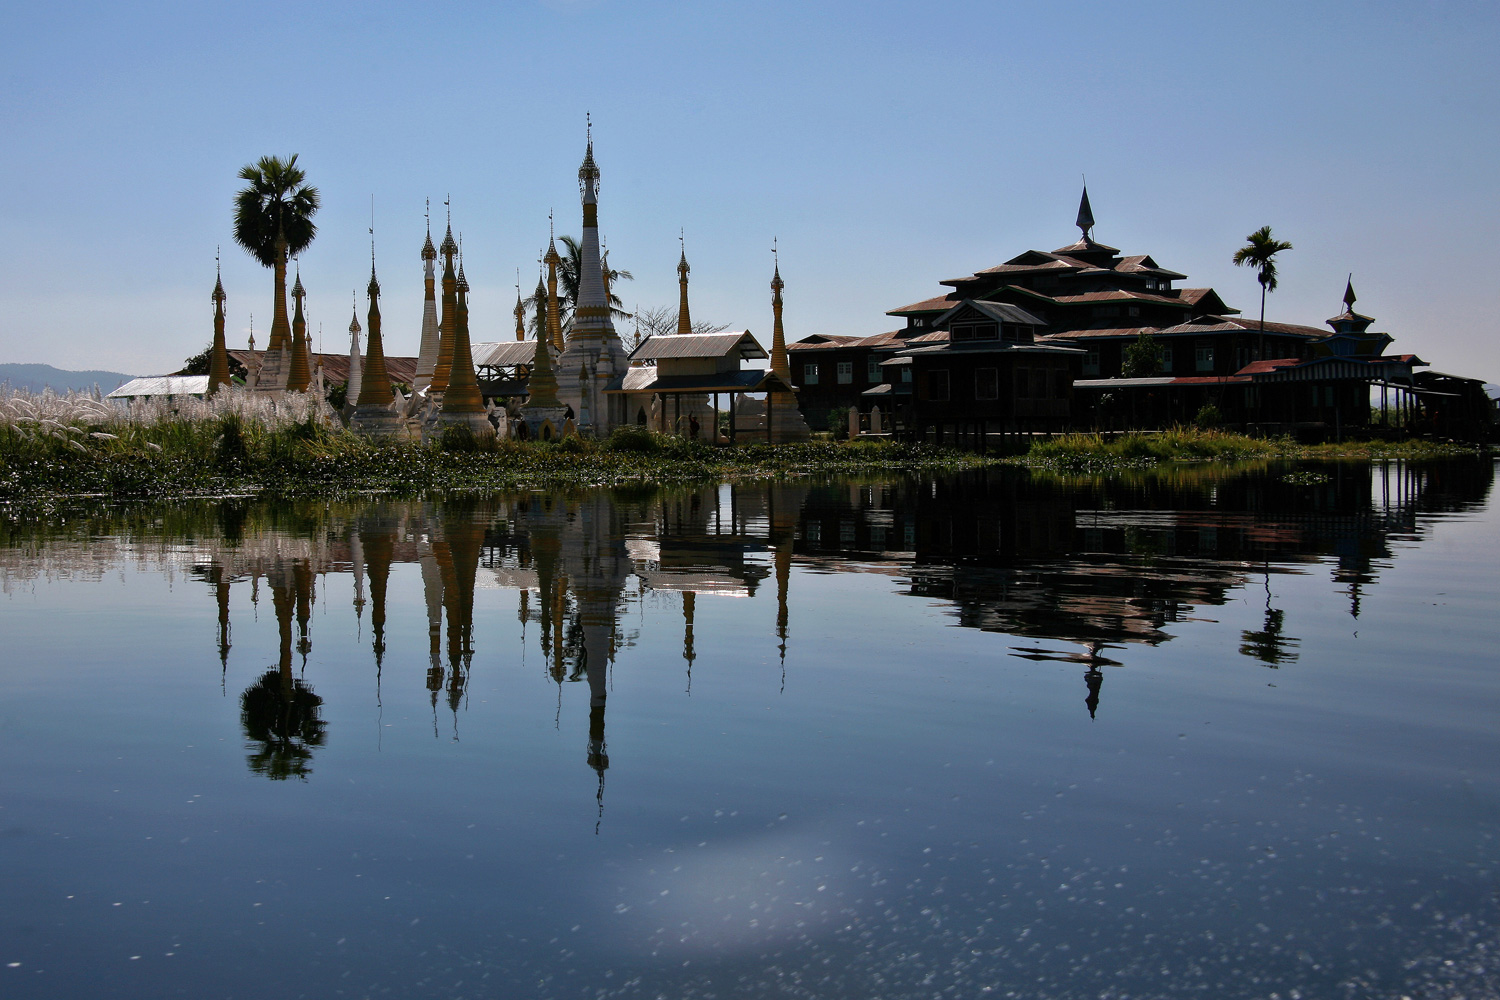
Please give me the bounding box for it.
[0,408,1487,509]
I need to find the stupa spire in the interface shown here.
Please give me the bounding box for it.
[287,262,311,391]
[414,198,441,394]
[1343,274,1357,311]
[769,239,789,381]
[544,212,564,352]
[208,249,233,396]
[514,272,526,342]
[350,223,402,438]
[676,231,692,335]
[438,235,491,433]
[355,253,392,406]
[345,290,364,407]
[431,196,458,394]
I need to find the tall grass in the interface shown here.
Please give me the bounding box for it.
[1025,426,1479,473]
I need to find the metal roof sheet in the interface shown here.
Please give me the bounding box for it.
[472,341,537,366]
[630,331,768,361]
[108,375,211,398]
[612,368,788,394]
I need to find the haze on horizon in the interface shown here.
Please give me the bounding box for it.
[1,1,1495,381]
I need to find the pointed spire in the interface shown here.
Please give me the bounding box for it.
[287,260,311,392]
[544,214,564,353]
[457,236,468,293]
[346,290,364,408]
[514,271,526,342]
[440,195,458,257]
[1344,274,1357,310]
[208,249,232,396]
[578,111,599,191]
[355,244,393,407]
[439,235,488,421]
[1076,182,1095,240]
[432,198,459,394]
[676,231,692,335]
[422,198,437,262]
[769,240,789,381]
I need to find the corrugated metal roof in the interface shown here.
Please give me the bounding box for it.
[613,368,788,394]
[108,375,211,398]
[472,341,537,367]
[228,350,419,386]
[927,299,1047,329]
[630,331,768,361]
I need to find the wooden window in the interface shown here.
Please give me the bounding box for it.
[975,367,999,400]
[867,357,882,382]
[1195,344,1214,372]
[1083,350,1100,376]
[901,367,913,383]
[803,362,819,385]
[928,370,950,401]
[837,361,853,384]
[1159,346,1173,372]
[953,324,975,341]
[974,323,998,340]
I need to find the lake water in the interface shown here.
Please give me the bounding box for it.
[1,461,1496,999]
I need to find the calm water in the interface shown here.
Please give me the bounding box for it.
[1,462,1497,999]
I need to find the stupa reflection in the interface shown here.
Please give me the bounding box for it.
[2,460,1490,786]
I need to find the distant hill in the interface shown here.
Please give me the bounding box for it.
[0,363,137,395]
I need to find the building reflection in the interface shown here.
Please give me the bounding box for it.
[3,460,1488,786]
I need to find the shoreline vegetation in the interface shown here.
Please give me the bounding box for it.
[0,388,1485,507]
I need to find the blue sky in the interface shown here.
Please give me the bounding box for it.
[1,1,1496,378]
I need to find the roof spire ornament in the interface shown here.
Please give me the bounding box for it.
[1076,179,1095,241]
[1343,274,1357,311]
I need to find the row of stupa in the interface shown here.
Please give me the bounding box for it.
[203,130,810,442]
[205,129,759,442]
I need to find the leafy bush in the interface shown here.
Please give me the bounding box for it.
[1193,404,1223,429]
[604,425,661,453]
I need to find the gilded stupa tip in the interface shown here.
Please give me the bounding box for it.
[422,197,437,261]
[367,260,380,298]
[213,247,226,303]
[440,225,457,258]
[349,302,361,333]
[578,116,599,183]
[291,266,305,299]
[457,240,469,293]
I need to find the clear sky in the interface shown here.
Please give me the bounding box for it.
[2,1,1496,379]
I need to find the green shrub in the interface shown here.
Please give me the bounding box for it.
[1193,404,1223,429]
[604,425,661,453]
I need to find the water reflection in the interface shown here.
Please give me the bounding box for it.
[0,460,1491,773]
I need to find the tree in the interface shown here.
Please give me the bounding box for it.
[232,155,320,362]
[178,343,246,380]
[1120,331,1162,378]
[556,235,633,325]
[633,304,729,341]
[1232,225,1293,361]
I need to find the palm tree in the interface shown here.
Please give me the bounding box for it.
[233,155,320,363]
[1232,225,1293,361]
[557,235,633,326]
